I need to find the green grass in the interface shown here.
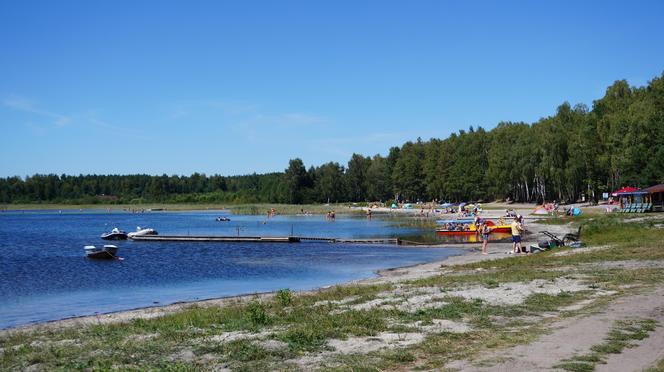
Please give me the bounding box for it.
[644,357,664,372]
[275,289,293,307]
[533,214,593,225]
[556,318,659,371]
[555,361,596,372]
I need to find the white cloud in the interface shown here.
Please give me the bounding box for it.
[2,95,71,127]
[3,95,149,139]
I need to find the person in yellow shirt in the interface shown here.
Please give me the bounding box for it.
[510,216,526,254]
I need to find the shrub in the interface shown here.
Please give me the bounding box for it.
[245,301,271,327]
[275,289,293,307]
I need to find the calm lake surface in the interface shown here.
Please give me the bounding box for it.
[0,210,462,329]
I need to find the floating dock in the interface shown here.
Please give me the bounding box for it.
[299,237,401,244]
[130,235,401,245]
[130,235,301,243]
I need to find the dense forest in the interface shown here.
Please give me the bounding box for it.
[2,73,664,205]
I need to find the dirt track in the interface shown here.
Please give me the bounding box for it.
[447,286,664,371]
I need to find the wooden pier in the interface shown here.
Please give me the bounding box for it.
[130,235,401,245]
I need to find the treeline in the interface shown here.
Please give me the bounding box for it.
[2,73,664,204]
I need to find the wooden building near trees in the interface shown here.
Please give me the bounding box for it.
[642,184,664,212]
[616,183,664,212]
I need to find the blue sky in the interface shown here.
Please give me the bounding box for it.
[1,0,663,177]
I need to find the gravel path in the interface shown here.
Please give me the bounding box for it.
[446,287,664,371]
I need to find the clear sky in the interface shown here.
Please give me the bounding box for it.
[1,0,663,177]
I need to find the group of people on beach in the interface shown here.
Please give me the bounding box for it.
[473,214,526,255]
[443,222,473,231]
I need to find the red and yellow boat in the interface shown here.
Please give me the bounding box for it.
[435,219,511,235]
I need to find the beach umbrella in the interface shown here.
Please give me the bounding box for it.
[533,207,549,215]
[390,203,398,209]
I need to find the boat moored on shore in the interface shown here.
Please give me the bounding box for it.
[435,219,512,235]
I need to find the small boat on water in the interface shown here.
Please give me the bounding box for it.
[101,227,128,240]
[215,217,231,222]
[127,226,158,238]
[84,244,119,259]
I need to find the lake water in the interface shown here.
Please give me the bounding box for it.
[0,210,462,329]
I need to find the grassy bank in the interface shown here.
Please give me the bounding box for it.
[226,203,364,216]
[1,215,663,371]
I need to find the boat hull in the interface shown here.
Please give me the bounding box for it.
[127,228,158,238]
[84,245,118,259]
[435,225,512,235]
[436,230,479,235]
[101,232,128,240]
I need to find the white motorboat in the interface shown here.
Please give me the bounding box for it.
[101,227,128,240]
[84,245,119,259]
[127,226,159,238]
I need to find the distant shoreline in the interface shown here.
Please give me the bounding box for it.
[1,201,595,212]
